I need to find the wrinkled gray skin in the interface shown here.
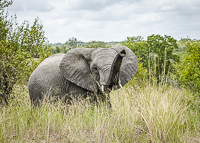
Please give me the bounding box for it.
[28,45,138,106]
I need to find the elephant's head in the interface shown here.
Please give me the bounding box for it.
[59,45,138,93]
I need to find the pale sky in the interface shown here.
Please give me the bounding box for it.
[8,0,200,43]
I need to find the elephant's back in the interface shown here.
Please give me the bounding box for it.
[38,53,65,68]
[28,54,65,98]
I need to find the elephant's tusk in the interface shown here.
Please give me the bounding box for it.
[101,85,104,92]
[95,80,101,88]
[119,84,123,88]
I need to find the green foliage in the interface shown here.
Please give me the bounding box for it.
[122,36,148,69]
[65,37,84,49]
[49,41,122,54]
[55,46,60,53]
[0,0,12,10]
[123,35,180,86]
[147,35,180,84]
[85,41,106,48]
[49,45,69,54]
[0,2,51,97]
[178,40,200,95]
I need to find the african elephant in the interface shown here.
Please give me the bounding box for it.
[28,45,138,106]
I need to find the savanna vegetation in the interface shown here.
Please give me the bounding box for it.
[0,1,199,142]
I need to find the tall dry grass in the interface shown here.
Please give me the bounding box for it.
[0,85,199,142]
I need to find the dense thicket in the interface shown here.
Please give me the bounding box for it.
[122,35,180,85]
[178,40,200,95]
[0,0,51,102]
[123,36,200,96]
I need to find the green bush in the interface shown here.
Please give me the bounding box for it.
[0,1,51,101]
[178,40,200,96]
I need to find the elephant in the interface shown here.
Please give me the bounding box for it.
[28,45,138,106]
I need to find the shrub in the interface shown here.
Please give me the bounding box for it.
[178,40,200,96]
[0,1,51,102]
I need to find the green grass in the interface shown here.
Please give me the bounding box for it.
[0,85,199,142]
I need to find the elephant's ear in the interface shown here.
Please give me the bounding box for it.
[111,46,138,86]
[59,48,98,92]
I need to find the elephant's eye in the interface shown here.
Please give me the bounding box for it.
[93,66,98,71]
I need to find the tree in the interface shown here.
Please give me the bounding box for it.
[147,35,180,84]
[85,41,106,48]
[122,35,180,85]
[0,0,12,10]
[178,40,200,95]
[122,36,148,69]
[65,37,84,49]
[0,1,51,103]
[56,47,60,53]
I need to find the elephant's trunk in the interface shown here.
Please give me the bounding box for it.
[99,50,126,92]
[107,50,126,86]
